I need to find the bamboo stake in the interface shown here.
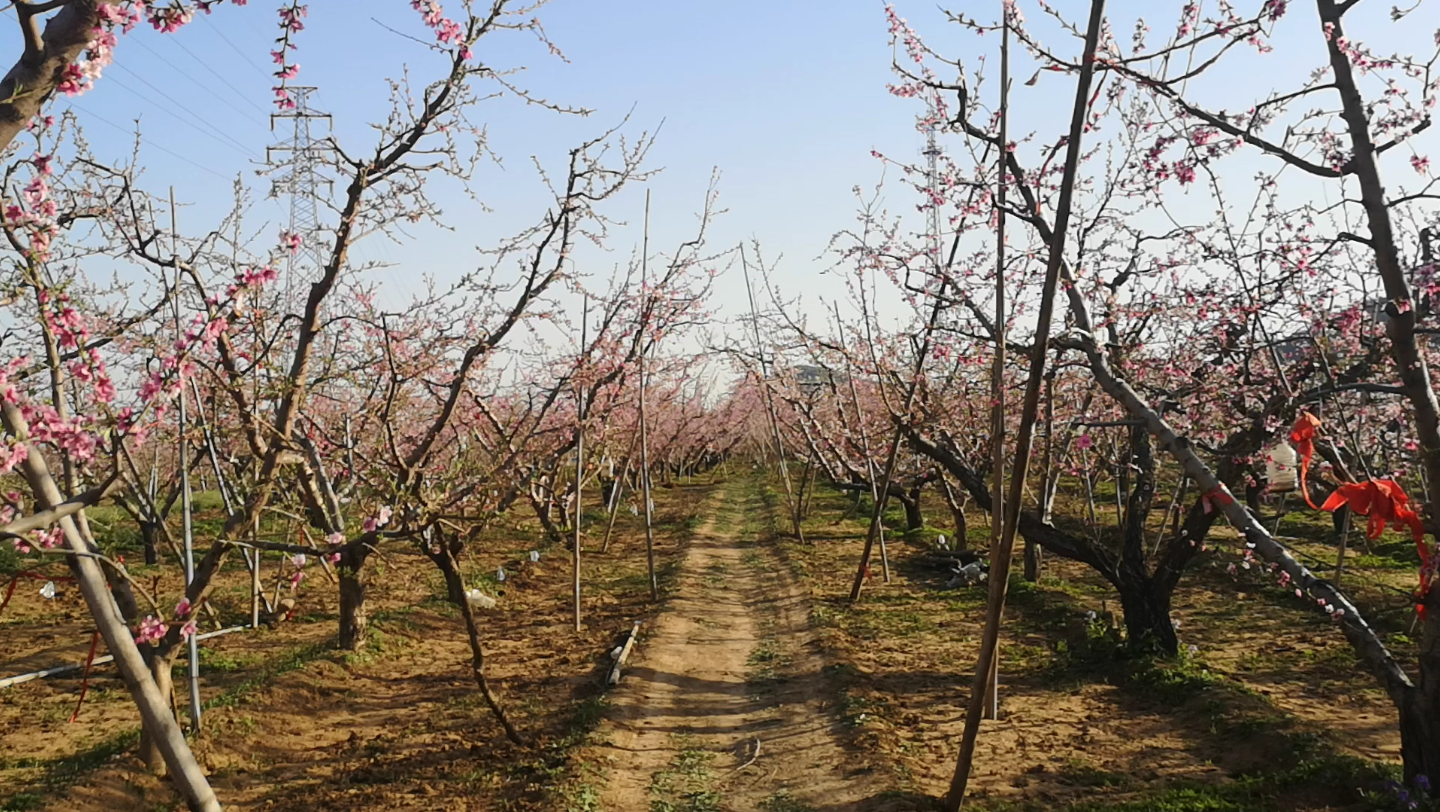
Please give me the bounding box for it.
[0,625,250,690]
[601,454,632,553]
[574,292,588,632]
[838,302,891,582]
[740,244,804,542]
[1154,472,1185,556]
[170,188,202,734]
[639,191,659,601]
[985,15,1011,718]
[945,3,1105,806]
[1335,509,1353,589]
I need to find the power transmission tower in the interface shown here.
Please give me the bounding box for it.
[923,95,943,276]
[267,86,333,298]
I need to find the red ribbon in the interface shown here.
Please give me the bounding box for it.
[69,630,102,724]
[1201,486,1235,514]
[1320,479,1432,616]
[1290,412,1322,509]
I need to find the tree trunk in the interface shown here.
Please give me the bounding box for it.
[1399,689,1440,793]
[140,520,160,566]
[1117,579,1178,656]
[900,493,924,532]
[3,403,219,812]
[139,653,176,776]
[1023,541,1041,582]
[1398,600,1440,792]
[430,541,524,745]
[940,476,969,550]
[338,551,369,651]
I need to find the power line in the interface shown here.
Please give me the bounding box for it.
[105,68,260,160]
[58,101,232,182]
[167,33,274,119]
[198,12,274,82]
[126,32,270,125]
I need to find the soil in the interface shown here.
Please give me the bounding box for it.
[0,472,1417,812]
[0,478,716,812]
[590,477,873,811]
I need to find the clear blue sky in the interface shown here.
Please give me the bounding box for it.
[48,0,940,329]
[33,0,1436,343]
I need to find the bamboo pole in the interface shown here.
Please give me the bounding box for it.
[0,626,250,690]
[639,191,659,601]
[606,621,642,687]
[171,188,202,734]
[984,17,1011,718]
[838,302,891,582]
[945,3,1105,806]
[740,244,804,542]
[574,293,588,632]
[601,454,631,553]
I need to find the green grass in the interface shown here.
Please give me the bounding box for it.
[746,636,789,684]
[648,736,720,812]
[205,639,331,710]
[0,792,43,812]
[196,645,264,674]
[972,748,1399,811]
[0,728,142,802]
[760,790,816,812]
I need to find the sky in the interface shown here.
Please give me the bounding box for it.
[24,0,1439,360]
[43,0,943,335]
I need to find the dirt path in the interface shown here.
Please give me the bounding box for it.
[593,478,870,812]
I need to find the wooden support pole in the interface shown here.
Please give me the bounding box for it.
[945,3,1105,806]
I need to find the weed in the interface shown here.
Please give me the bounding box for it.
[206,641,330,709]
[0,793,43,812]
[1055,758,1131,789]
[197,646,261,673]
[648,736,720,812]
[760,790,816,812]
[747,636,790,684]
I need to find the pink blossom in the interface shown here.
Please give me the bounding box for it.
[175,598,192,618]
[0,442,27,474]
[35,526,63,549]
[1413,155,1431,174]
[96,3,127,25]
[135,616,167,645]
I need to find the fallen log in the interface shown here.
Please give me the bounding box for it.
[606,620,641,687]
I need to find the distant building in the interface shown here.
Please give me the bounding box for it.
[791,365,841,393]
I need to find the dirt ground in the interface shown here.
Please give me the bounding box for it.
[772,479,1411,812]
[588,477,874,811]
[0,479,715,812]
[0,471,1420,812]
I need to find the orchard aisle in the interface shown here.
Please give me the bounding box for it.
[591,477,870,811]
